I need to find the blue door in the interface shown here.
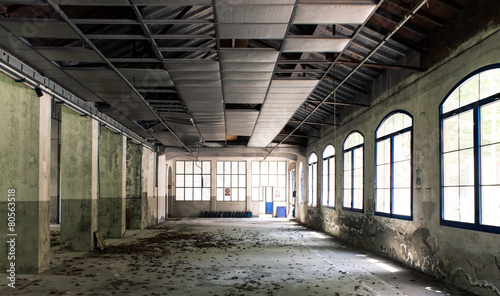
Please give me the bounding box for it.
[265,202,273,214]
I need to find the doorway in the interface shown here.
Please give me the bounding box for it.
[261,186,273,215]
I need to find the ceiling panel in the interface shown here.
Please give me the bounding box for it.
[0,20,81,39]
[216,5,293,23]
[293,4,377,24]
[218,24,289,39]
[283,38,350,52]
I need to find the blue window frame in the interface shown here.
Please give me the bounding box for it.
[322,145,335,208]
[343,132,364,212]
[308,153,318,207]
[375,112,413,220]
[440,65,500,233]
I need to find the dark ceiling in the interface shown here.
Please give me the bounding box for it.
[1,0,494,152]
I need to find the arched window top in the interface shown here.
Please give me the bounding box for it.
[344,132,364,150]
[376,112,412,138]
[308,153,318,164]
[442,68,500,114]
[322,145,335,159]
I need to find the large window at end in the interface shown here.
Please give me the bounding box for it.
[217,161,246,202]
[375,112,413,219]
[175,161,211,201]
[308,153,318,207]
[441,66,500,233]
[343,132,364,211]
[322,145,335,208]
[251,161,286,202]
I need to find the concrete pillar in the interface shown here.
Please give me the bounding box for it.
[126,141,142,230]
[60,107,98,251]
[0,73,51,273]
[97,127,125,238]
[141,147,156,228]
[157,154,167,222]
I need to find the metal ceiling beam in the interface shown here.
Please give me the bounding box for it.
[306,99,370,107]
[45,0,196,157]
[373,11,428,38]
[86,34,214,40]
[337,61,427,72]
[385,0,445,27]
[71,18,214,25]
[265,0,430,159]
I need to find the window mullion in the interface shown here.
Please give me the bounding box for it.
[351,150,355,208]
[390,136,395,217]
[474,105,481,226]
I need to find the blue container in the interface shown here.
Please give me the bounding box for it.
[276,207,286,218]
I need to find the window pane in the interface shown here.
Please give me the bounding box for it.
[176,175,184,187]
[480,69,500,99]
[269,175,277,187]
[278,162,286,174]
[443,116,459,152]
[344,151,352,171]
[442,89,460,113]
[443,152,459,186]
[232,188,238,201]
[353,168,363,189]
[239,175,246,187]
[459,149,474,186]
[232,175,239,187]
[232,162,238,174]
[239,162,246,174]
[176,188,184,201]
[252,161,259,174]
[224,161,231,174]
[481,186,500,226]
[185,175,193,187]
[377,140,390,165]
[261,162,269,174]
[239,188,246,201]
[224,175,230,187]
[460,75,479,107]
[394,160,411,188]
[217,188,223,201]
[459,111,474,149]
[344,169,352,189]
[459,187,475,223]
[443,187,460,221]
[193,188,202,201]
[203,175,210,188]
[261,175,268,186]
[481,144,500,185]
[202,188,211,201]
[217,175,223,187]
[353,189,363,209]
[185,188,193,201]
[217,162,223,174]
[202,161,210,174]
[394,132,411,162]
[393,188,411,216]
[343,190,352,208]
[185,161,193,174]
[252,175,259,187]
[375,189,390,213]
[176,161,184,174]
[269,161,278,174]
[278,175,286,187]
[193,175,202,187]
[481,101,500,145]
[193,162,202,174]
[353,148,363,169]
[377,164,390,189]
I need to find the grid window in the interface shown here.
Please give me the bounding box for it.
[441,67,500,232]
[251,161,287,201]
[322,145,335,208]
[343,132,364,211]
[175,161,211,201]
[308,153,318,207]
[217,161,247,202]
[375,112,413,219]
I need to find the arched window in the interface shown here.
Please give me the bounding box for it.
[343,132,364,211]
[441,66,500,232]
[308,153,318,207]
[375,112,413,219]
[299,162,304,204]
[322,145,335,208]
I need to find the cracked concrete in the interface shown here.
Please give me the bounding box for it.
[0,218,475,296]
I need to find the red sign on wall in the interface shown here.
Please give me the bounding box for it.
[224,188,231,196]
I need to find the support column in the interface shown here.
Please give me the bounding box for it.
[141,147,156,228]
[98,127,125,238]
[0,73,51,273]
[60,107,98,251]
[126,141,142,230]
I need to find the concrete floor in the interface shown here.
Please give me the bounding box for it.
[1,218,474,296]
